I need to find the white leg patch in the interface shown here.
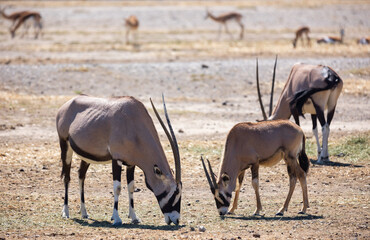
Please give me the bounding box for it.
[164,211,180,225]
[319,124,330,161]
[127,181,140,223]
[111,208,122,226]
[62,204,69,218]
[80,202,89,219]
[113,180,121,202]
[312,127,321,155]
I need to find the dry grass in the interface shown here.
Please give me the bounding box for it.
[0,133,369,239]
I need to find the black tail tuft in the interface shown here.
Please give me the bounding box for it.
[298,135,309,173]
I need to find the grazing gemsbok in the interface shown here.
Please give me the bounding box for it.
[292,26,311,48]
[56,95,182,225]
[205,10,244,40]
[317,28,345,44]
[201,119,309,216]
[256,57,343,163]
[124,15,139,44]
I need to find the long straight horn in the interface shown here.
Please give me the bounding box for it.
[256,58,267,120]
[207,159,218,189]
[201,156,215,193]
[161,94,181,183]
[150,96,181,183]
[268,55,278,117]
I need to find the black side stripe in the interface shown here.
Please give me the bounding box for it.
[69,137,112,162]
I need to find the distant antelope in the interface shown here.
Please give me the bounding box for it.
[56,95,182,225]
[0,7,28,28]
[205,10,244,40]
[357,37,370,45]
[256,57,343,163]
[317,28,345,44]
[124,15,139,44]
[201,119,309,216]
[10,12,42,39]
[292,26,311,48]
[0,7,42,39]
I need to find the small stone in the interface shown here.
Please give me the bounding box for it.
[190,227,195,231]
[178,129,184,133]
[19,169,24,172]
[201,64,209,69]
[253,233,260,238]
[198,226,206,232]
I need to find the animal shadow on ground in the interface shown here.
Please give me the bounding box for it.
[310,159,363,168]
[225,214,323,221]
[72,218,184,230]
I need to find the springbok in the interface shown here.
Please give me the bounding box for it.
[357,37,370,45]
[0,7,28,28]
[201,120,309,216]
[56,95,182,225]
[317,28,345,44]
[205,10,244,40]
[124,15,139,44]
[256,57,343,163]
[10,11,42,39]
[292,26,311,48]
[0,7,42,39]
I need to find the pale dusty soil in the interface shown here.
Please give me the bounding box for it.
[0,1,369,240]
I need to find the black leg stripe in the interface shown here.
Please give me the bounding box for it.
[130,198,134,209]
[114,201,118,210]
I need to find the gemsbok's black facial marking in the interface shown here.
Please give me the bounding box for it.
[160,187,181,213]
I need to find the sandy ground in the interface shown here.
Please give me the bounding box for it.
[0,1,369,239]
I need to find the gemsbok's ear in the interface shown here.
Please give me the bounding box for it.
[221,173,230,187]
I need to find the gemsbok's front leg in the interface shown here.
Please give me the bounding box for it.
[251,164,262,216]
[228,170,245,214]
[78,160,90,218]
[126,165,140,224]
[60,139,73,218]
[111,160,123,226]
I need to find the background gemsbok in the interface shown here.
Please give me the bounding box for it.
[201,120,309,216]
[56,95,182,225]
[205,9,244,40]
[256,57,343,163]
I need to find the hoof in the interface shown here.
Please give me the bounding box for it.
[227,211,235,215]
[298,211,306,215]
[82,214,89,219]
[112,221,122,226]
[276,212,284,216]
[131,219,141,224]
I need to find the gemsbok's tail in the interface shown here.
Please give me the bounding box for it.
[298,134,309,173]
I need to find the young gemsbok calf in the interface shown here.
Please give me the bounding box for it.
[256,57,343,163]
[56,95,182,225]
[202,120,309,216]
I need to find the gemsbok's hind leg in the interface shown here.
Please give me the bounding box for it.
[111,160,123,225]
[126,165,140,224]
[251,164,262,216]
[60,139,73,218]
[228,170,246,214]
[297,170,309,214]
[78,160,90,218]
[277,157,297,216]
[311,114,322,158]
